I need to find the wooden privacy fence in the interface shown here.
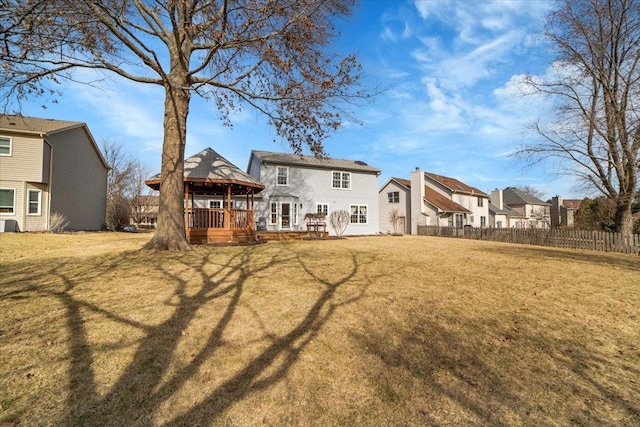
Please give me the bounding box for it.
[416,226,640,255]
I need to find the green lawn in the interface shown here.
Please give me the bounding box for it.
[1,232,638,426]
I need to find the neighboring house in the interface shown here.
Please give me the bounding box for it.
[488,189,526,228]
[0,115,108,232]
[378,177,411,234]
[409,169,489,234]
[550,196,582,228]
[382,169,489,234]
[130,194,159,228]
[247,150,381,236]
[492,187,551,229]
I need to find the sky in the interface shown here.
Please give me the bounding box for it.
[15,0,584,200]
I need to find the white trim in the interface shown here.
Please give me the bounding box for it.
[316,203,329,216]
[331,171,351,190]
[293,203,299,225]
[0,136,12,156]
[27,189,42,216]
[269,201,278,225]
[280,202,291,229]
[276,166,289,186]
[0,187,16,215]
[349,204,368,224]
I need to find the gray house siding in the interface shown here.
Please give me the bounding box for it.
[378,180,411,234]
[248,152,380,236]
[48,127,108,230]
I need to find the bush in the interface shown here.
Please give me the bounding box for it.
[49,212,69,233]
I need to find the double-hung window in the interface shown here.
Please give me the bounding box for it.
[388,191,399,203]
[350,204,367,224]
[0,137,11,156]
[316,203,328,216]
[332,171,350,189]
[276,166,288,186]
[270,202,278,225]
[28,190,41,215]
[477,197,484,207]
[0,188,15,214]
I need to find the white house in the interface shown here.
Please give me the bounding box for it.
[491,187,551,229]
[409,169,489,234]
[378,177,411,234]
[247,150,381,236]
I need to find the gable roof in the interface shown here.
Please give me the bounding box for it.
[503,187,550,206]
[0,114,108,169]
[424,186,471,214]
[147,148,264,191]
[562,199,582,210]
[249,150,381,174]
[489,202,524,218]
[0,114,86,135]
[424,172,488,197]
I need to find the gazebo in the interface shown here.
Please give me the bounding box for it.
[146,148,265,244]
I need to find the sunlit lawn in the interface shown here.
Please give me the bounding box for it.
[1,232,638,426]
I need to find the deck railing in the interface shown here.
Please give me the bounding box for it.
[187,208,255,230]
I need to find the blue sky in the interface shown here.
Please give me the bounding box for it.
[16,0,582,199]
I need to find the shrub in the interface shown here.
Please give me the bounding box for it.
[49,212,69,233]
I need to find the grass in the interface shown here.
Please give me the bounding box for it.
[0,232,638,426]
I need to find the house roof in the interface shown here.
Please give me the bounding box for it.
[0,114,108,170]
[424,186,471,213]
[562,199,582,210]
[503,187,550,206]
[425,172,488,197]
[0,114,85,135]
[146,147,265,192]
[489,202,523,218]
[249,150,381,174]
[393,177,411,188]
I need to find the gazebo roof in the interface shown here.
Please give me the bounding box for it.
[146,147,264,195]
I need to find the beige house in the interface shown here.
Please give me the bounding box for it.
[491,187,551,229]
[0,115,109,232]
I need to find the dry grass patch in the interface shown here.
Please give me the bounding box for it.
[0,233,638,426]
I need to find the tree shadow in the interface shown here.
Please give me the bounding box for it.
[1,242,372,426]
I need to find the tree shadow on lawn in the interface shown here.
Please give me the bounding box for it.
[1,243,373,426]
[350,311,640,426]
[479,243,640,271]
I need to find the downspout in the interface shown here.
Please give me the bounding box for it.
[44,138,53,231]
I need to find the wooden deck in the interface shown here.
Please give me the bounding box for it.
[187,208,256,244]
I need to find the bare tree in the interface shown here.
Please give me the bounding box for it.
[517,185,546,200]
[520,0,640,240]
[129,163,157,227]
[1,0,368,250]
[102,139,136,229]
[329,210,349,238]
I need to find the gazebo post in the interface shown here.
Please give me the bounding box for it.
[184,181,190,241]
[226,184,232,231]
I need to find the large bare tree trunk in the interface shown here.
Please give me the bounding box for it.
[615,200,634,239]
[145,71,192,251]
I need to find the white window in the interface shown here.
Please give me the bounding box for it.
[480,216,486,227]
[477,197,484,207]
[28,190,41,215]
[455,214,464,228]
[448,215,454,227]
[209,200,222,209]
[0,137,11,156]
[276,166,288,186]
[0,188,15,214]
[332,171,350,189]
[350,204,367,224]
[316,203,328,216]
[387,191,399,203]
[270,202,278,225]
[293,203,298,225]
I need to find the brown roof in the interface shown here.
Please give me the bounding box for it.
[563,199,582,210]
[393,177,411,188]
[0,114,85,134]
[425,172,488,196]
[424,186,471,213]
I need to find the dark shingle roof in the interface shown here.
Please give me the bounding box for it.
[503,187,550,206]
[148,148,263,189]
[0,114,84,134]
[250,150,381,174]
